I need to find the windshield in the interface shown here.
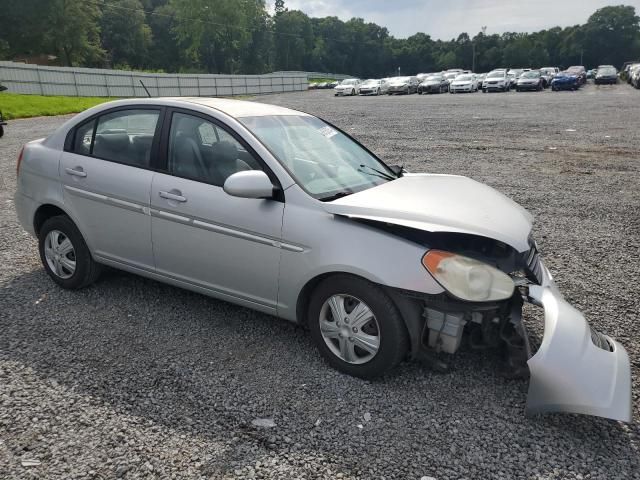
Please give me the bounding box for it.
[426,75,443,81]
[341,79,358,85]
[391,77,410,83]
[240,115,395,199]
[598,68,616,75]
[487,71,504,78]
[455,75,473,81]
[521,71,539,78]
[363,79,380,85]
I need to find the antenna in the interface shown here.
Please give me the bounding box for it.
[139,80,152,98]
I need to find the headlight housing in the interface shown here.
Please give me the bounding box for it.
[422,250,515,302]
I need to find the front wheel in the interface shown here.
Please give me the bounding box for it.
[38,215,102,289]
[308,275,409,379]
[351,89,356,96]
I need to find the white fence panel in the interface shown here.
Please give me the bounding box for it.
[0,62,355,98]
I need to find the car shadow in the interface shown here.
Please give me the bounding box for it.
[1,267,638,476]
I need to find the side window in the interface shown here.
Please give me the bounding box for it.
[92,109,159,168]
[168,112,261,187]
[73,119,95,155]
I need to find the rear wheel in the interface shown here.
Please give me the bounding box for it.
[308,275,408,379]
[38,215,102,289]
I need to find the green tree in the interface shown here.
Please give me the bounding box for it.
[46,0,105,66]
[583,5,640,67]
[170,0,252,73]
[101,0,153,68]
[273,10,313,70]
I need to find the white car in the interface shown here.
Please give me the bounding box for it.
[449,74,479,93]
[483,70,510,92]
[334,79,361,96]
[358,79,389,96]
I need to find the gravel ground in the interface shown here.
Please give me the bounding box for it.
[1,83,639,479]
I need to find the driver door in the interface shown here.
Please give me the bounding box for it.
[150,110,285,312]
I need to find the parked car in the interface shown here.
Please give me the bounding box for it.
[594,66,618,85]
[443,71,460,85]
[566,66,587,85]
[483,70,510,92]
[621,61,640,82]
[551,71,580,91]
[515,70,544,91]
[387,76,419,95]
[627,64,640,85]
[14,97,632,423]
[0,84,7,138]
[449,74,479,93]
[586,69,596,79]
[0,110,6,138]
[358,79,388,96]
[632,67,640,89]
[539,67,558,88]
[418,74,449,94]
[334,79,361,96]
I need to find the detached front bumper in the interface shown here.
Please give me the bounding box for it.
[524,261,632,422]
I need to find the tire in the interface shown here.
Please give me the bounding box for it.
[376,88,381,96]
[0,125,3,138]
[38,215,102,289]
[308,275,409,379]
[351,89,355,96]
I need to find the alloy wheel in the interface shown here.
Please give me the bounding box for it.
[319,294,380,364]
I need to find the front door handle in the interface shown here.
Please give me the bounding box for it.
[65,167,87,178]
[159,190,187,203]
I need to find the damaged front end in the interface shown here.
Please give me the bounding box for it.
[396,232,632,423]
[523,261,632,422]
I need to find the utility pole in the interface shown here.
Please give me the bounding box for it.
[473,26,487,73]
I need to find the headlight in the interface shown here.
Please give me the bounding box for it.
[422,250,515,302]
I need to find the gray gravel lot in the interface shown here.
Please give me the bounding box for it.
[1,83,639,479]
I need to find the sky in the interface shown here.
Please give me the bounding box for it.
[270,0,640,40]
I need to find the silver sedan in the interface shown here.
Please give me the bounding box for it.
[14,98,631,422]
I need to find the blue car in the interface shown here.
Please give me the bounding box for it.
[551,72,580,91]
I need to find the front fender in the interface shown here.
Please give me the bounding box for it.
[525,263,632,422]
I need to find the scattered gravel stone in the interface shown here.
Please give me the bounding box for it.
[1,84,639,479]
[251,418,277,428]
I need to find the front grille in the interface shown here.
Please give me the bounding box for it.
[523,244,543,285]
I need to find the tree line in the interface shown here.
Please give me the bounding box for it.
[1,1,639,76]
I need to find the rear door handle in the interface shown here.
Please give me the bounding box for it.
[65,167,87,178]
[159,190,187,203]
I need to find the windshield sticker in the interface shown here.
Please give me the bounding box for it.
[318,126,338,139]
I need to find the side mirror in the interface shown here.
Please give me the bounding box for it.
[223,170,274,199]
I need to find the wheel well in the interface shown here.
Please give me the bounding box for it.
[34,204,68,236]
[295,272,336,327]
[295,272,424,355]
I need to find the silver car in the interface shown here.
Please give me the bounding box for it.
[14,98,631,422]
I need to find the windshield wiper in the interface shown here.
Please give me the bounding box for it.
[358,164,397,180]
[319,190,355,202]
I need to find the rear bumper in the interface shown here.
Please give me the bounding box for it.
[14,191,37,237]
[525,262,632,422]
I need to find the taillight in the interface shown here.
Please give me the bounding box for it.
[16,146,25,176]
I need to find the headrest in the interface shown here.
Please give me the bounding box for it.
[210,140,238,162]
[95,133,130,152]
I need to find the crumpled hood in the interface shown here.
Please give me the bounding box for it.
[323,173,533,252]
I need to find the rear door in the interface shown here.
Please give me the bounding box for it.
[60,107,162,271]
[150,109,285,312]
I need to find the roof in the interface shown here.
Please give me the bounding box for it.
[172,97,310,118]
